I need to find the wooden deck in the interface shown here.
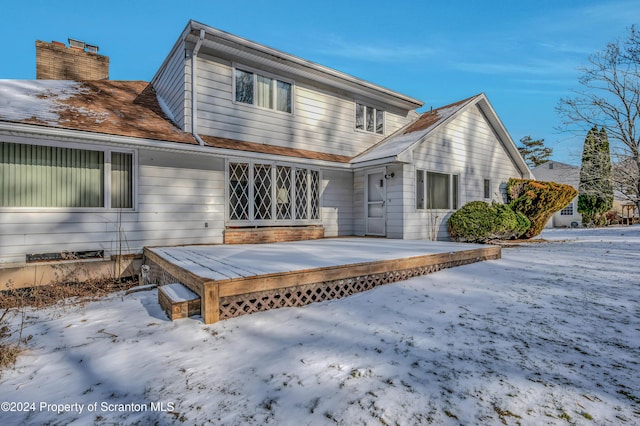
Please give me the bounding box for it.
[144,238,501,324]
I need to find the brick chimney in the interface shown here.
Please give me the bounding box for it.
[36,39,109,80]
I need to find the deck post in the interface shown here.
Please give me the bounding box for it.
[202,281,220,324]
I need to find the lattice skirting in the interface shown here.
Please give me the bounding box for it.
[219,256,478,320]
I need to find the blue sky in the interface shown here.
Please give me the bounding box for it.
[1,0,638,165]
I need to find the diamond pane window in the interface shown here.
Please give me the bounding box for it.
[253,164,273,220]
[227,161,319,224]
[310,170,320,220]
[295,169,308,220]
[229,162,249,220]
[276,166,292,220]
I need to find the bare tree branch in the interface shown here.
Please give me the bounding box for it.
[557,26,640,215]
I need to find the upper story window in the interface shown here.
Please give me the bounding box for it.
[355,103,384,134]
[234,68,292,113]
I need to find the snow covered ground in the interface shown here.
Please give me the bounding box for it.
[0,226,638,425]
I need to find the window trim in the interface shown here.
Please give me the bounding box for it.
[415,169,459,211]
[225,158,321,226]
[0,139,137,212]
[483,179,491,199]
[355,101,385,135]
[232,63,294,115]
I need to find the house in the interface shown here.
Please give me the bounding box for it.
[532,161,582,228]
[0,20,531,287]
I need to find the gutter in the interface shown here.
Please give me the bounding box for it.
[187,20,424,111]
[191,28,206,146]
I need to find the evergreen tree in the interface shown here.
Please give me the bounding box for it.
[517,136,552,168]
[578,126,613,226]
[598,127,614,212]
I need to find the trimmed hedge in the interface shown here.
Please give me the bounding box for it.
[507,178,578,239]
[447,201,530,243]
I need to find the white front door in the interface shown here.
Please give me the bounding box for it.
[366,170,386,236]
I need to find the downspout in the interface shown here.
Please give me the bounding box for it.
[191,29,206,145]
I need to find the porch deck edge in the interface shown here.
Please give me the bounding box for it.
[145,244,501,324]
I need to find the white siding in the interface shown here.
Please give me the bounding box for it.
[401,105,525,240]
[152,40,189,130]
[321,170,354,237]
[135,149,225,247]
[352,171,365,236]
[0,148,225,264]
[193,54,415,157]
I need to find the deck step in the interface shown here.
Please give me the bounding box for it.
[158,283,201,320]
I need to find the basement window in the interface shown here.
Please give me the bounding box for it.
[26,250,104,263]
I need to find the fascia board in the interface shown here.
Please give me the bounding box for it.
[350,156,409,170]
[187,21,423,111]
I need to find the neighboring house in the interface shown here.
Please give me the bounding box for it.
[0,20,531,280]
[532,161,581,228]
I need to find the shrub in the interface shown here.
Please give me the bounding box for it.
[507,178,578,238]
[447,201,530,243]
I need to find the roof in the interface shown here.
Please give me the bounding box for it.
[0,80,197,144]
[351,93,532,178]
[351,95,480,165]
[0,79,352,164]
[167,20,424,111]
[531,161,580,187]
[200,135,352,163]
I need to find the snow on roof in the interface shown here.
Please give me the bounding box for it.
[0,79,197,144]
[0,80,94,125]
[351,95,480,165]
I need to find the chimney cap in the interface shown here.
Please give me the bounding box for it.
[68,38,85,49]
[85,43,99,53]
